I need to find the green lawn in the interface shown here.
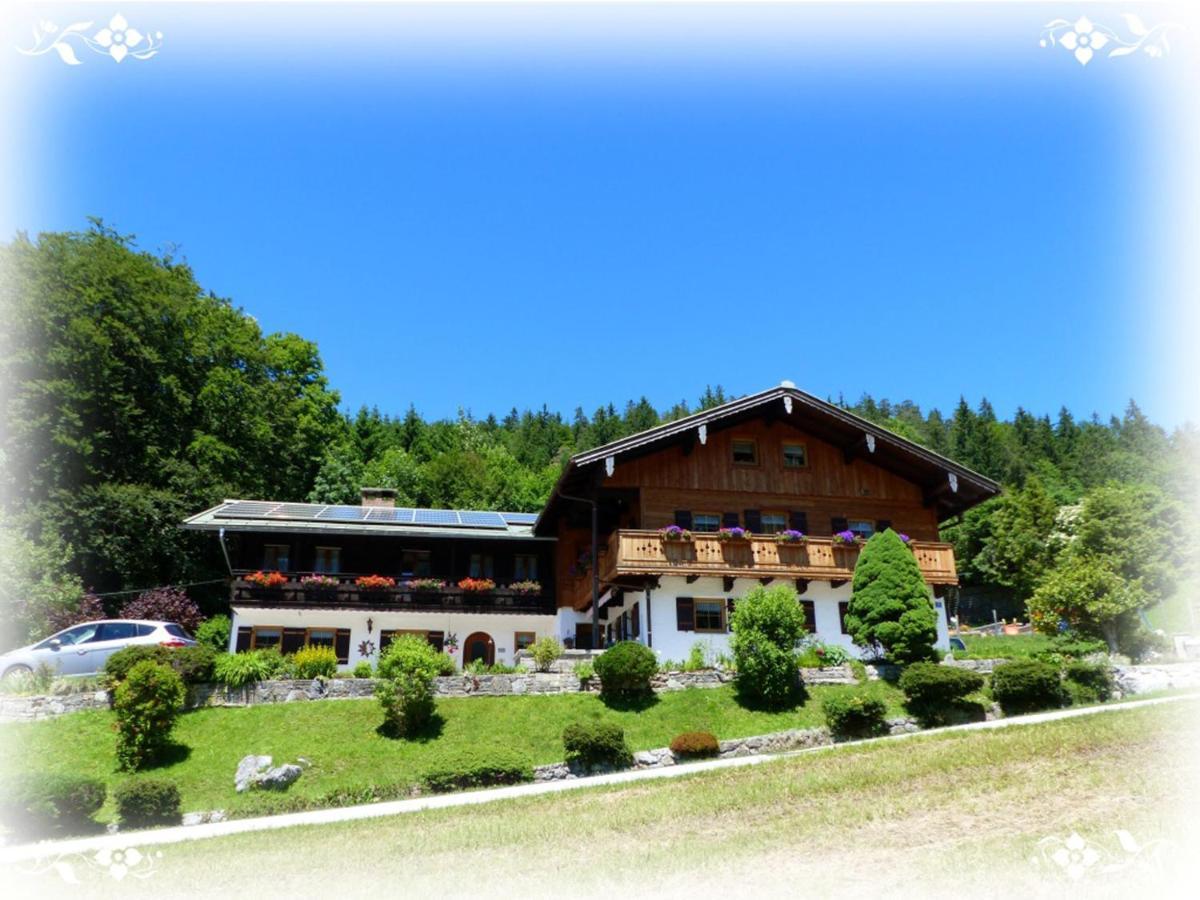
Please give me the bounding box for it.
[6,700,1194,899]
[956,632,1056,659]
[0,682,904,820]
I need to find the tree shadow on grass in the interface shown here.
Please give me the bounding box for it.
[598,691,660,713]
[732,681,809,713]
[375,712,446,742]
[140,741,192,770]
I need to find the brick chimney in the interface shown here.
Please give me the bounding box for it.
[360,487,397,508]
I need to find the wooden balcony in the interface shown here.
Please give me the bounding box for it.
[568,530,957,608]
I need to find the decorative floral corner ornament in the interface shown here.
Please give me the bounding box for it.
[19,845,163,884]
[1030,829,1175,881]
[1040,14,1176,66]
[18,13,162,65]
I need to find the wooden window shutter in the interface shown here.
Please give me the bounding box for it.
[334,629,351,665]
[722,512,740,528]
[838,601,850,634]
[631,602,640,638]
[789,511,809,533]
[831,516,849,534]
[743,510,762,533]
[676,597,695,632]
[876,519,892,534]
[281,628,307,655]
[379,630,396,653]
[801,601,816,634]
[235,626,252,653]
[674,510,693,529]
[427,631,445,652]
[726,597,736,631]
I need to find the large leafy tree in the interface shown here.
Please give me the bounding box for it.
[845,530,938,662]
[1028,556,1149,653]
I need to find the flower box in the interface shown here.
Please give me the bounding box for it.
[458,577,496,593]
[507,580,542,596]
[403,578,447,592]
[776,530,807,544]
[355,575,396,592]
[831,530,864,548]
[244,570,287,589]
[658,525,693,542]
[717,527,750,541]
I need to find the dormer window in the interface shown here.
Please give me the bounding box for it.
[732,439,758,465]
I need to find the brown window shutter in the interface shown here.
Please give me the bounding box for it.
[427,631,445,652]
[674,510,693,529]
[838,601,850,634]
[676,597,695,632]
[802,601,816,634]
[281,628,307,655]
[235,626,252,653]
[631,602,640,638]
[334,629,351,665]
[379,630,396,653]
[726,597,736,631]
[831,517,849,534]
[876,520,892,534]
[721,512,740,528]
[789,511,809,533]
[743,510,762,533]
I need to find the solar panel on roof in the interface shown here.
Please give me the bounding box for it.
[270,503,321,518]
[459,511,506,528]
[216,500,279,518]
[414,509,459,526]
[500,512,538,525]
[316,505,366,522]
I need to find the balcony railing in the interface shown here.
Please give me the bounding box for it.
[567,530,958,607]
[230,572,555,615]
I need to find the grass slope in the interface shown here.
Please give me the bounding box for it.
[957,633,1056,659]
[7,701,1195,899]
[0,682,903,818]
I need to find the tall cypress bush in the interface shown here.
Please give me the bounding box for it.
[845,529,938,663]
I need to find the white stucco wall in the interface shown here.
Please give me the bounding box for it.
[595,575,950,662]
[230,606,558,669]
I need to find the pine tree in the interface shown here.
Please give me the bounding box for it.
[845,530,938,662]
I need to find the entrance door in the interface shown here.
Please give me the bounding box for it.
[574,623,594,651]
[463,632,495,666]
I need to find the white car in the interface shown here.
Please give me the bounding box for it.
[0,620,198,679]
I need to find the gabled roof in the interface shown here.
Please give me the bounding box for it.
[535,382,1000,532]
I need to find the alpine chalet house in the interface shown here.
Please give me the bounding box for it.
[183,383,998,669]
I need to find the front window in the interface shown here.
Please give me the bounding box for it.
[694,600,725,633]
[514,554,538,581]
[761,512,788,534]
[252,627,282,649]
[401,550,432,577]
[263,544,290,570]
[848,520,874,539]
[782,443,808,468]
[469,554,494,579]
[306,629,335,648]
[732,439,758,465]
[313,546,341,574]
[693,512,721,533]
[515,631,536,652]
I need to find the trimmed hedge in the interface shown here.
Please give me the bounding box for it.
[114,779,182,828]
[0,774,106,837]
[114,660,187,771]
[822,690,888,739]
[106,644,215,686]
[593,641,657,697]
[991,660,1066,715]
[899,662,985,725]
[562,721,633,770]
[669,731,720,759]
[1064,660,1115,704]
[421,750,534,793]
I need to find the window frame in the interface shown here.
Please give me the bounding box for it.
[731,437,759,466]
[847,519,875,539]
[313,546,341,574]
[760,510,788,535]
[250,626,283,650]
[469,553,495,579]
[693,598,726,633]
[513,554,538,582]
[782,442,808,469]
[692,511,721,533]
[514,631,536,652]
[304,628,337,648]
[263,543,290,571]
[400,549,432,578]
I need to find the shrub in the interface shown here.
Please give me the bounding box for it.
[375,634,442,737]
[669,731,720,758]
[730,583,807,708]
[797,639,850,668]
[845,530,938,663]
[194,615,232,653]
[290,645,338,679]
[684,642,709,672]
[119,586,203,634]
[352,660,374,678]
[562,721,633,770]
[113,660,187,771]
[434,653,457,676]
[990,660,1066,715]
[0,774,106,837]
[529,636,564,672]
[421,749,534,793]
[213,650,280,688]
[44,593,107,634]
[1064,660,1115,704]
[106,644,214,687]
[170,645,216,684]
[822,690,888,739]
[899,662,985,725]
[574,661,595,684]
[114,779,182,828]
[593,641,657,697]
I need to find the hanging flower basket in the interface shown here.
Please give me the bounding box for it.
[658,525,693,542]
[717,527,750,541]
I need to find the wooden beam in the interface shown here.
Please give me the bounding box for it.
[723,576,735,592]
[922,480,952,507]
[795,578,809,595]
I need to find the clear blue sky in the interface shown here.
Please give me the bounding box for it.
[3,3,1189,427]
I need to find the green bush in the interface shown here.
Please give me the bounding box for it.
[574,661,595,684]
[194,615,232,653]
[899,662,985,724]
[114,779,182,828]
[114,660,187,771]
[421,749,534,793]
[106,644,214,687]
[991,660,1066,715]
[290,645,339,679]
[562,721,633,770]
[669,731,720,758]
[529,636,564,672]
[213,651,276,688]
[822,690,888,739]
[845,530,938,663]
[0,774,106,837]
[1064,660,1115,704]
[593,641,658,697]
[352,661,373,678]
[684,642,709,672]
[435,654,457,676]
[375,634,442,737]
[730,583,807,708]
[796,640,850,668]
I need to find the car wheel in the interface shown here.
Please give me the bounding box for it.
[2,664,33,681]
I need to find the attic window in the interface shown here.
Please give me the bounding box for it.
[782,443,808,468]
[732,439,758,465]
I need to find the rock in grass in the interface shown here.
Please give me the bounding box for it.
[256,764,303,791]
[235,754,272,793]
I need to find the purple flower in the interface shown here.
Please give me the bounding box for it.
[899,533,912,544]
[718,526,749,540]
[777,529,806,543]
[832,529,859,545]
